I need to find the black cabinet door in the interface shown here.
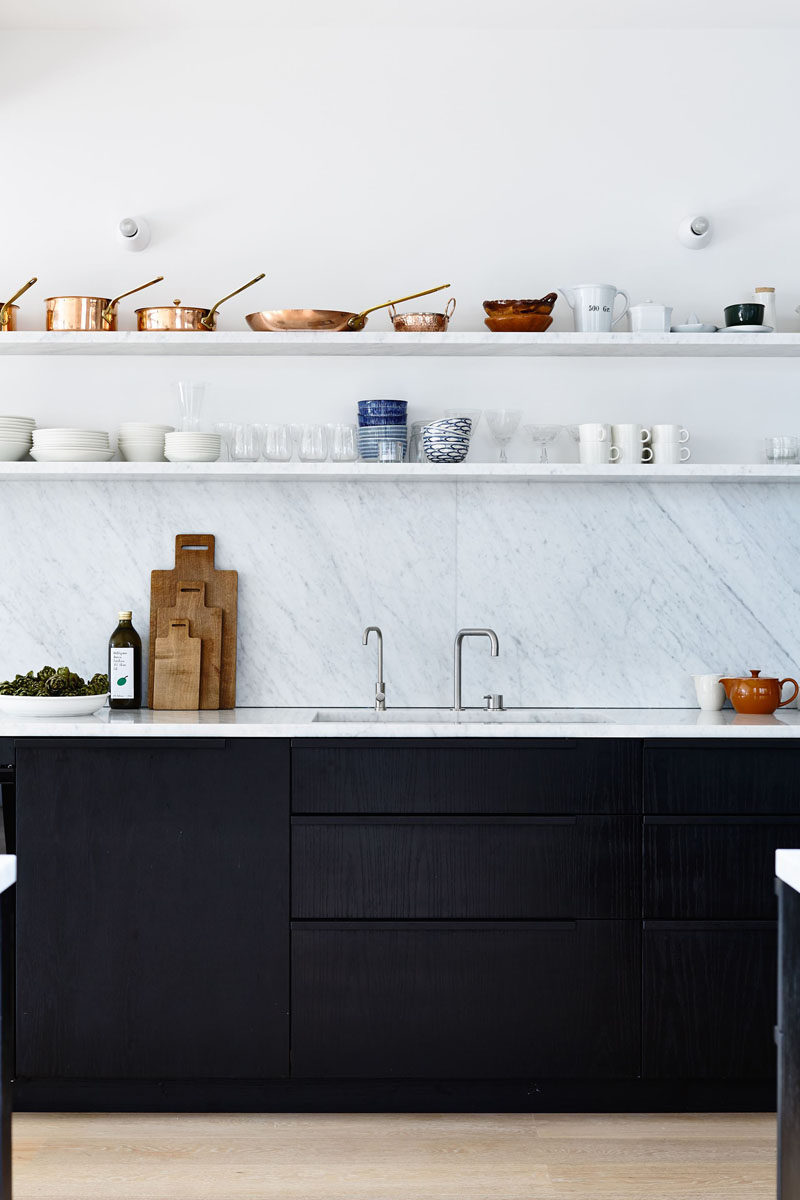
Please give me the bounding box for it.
[15,739,290,1080]
[292,739,640,815]
[292,920,640,1079]
[292,816,640,919]
[644,817,800,919]
[643,921,776,1079]
[644,740,800,814]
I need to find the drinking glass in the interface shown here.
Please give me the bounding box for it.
[523,424,562,463]
[377,438,404,463]
[213,422,236,462]
[765,436,799,464]
[445,408,482,431]
[232,423,259,462]
[177,381,205,432]
[262,423,293,462]
[295,424,328,462]
[328,423,359,462]
[485,409,522,462]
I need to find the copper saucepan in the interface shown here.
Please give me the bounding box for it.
[0,277,38,331]
[45,276,164,331]
[246,283,451,332]
[136,273,266,331]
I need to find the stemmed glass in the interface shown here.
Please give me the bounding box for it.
[523,424,563,463]
[485,409,522,462]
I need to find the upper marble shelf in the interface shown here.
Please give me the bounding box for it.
[3,331,800,356]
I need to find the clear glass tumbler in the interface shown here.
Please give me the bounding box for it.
[328,423,359,462]
[178,381,205,432]
[377,438,404,463]
[296,424,328,462]
[232,423,260,461]
[262,423,293,462]
[213,422,236,462]
[765,436,799,464]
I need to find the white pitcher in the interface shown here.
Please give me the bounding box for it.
[559,283,631,333]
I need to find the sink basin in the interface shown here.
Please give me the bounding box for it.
[312,708,612,724]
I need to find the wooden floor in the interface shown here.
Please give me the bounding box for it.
[12,1112,776,1200]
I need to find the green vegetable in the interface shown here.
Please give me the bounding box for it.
[0,666,109,697]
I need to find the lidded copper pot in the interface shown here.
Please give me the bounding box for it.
[136,274,265,331]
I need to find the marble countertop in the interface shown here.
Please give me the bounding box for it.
[0,857,16,895]
[2,707,800,738]
[776,850,800,893]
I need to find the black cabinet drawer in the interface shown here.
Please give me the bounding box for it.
[292,739,640,814]
[292,816,640,919]
[644,740,800,814]
[292,920,640,1079]
[643,922,776,1079]
[644,817,800,919]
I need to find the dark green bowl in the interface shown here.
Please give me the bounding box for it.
[724,302,765,327]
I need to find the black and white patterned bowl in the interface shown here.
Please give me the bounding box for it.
[422,417,472,463]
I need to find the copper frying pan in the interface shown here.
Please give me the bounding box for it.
[246,283,450,332]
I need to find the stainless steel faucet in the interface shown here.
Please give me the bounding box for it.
[453,628,499,711]
[362,626,386,711]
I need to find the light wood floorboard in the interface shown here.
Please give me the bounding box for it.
[12,1112,776,1200]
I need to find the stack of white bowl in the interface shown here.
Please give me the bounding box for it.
[118,423,175,462]
[30,428,113,463]
[0,415,35,461]
[164,431,221,463]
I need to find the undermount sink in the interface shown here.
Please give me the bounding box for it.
[312,708,613,724]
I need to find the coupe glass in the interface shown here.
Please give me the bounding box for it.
[485,409,522,462]
[523,424,563,463]
[262,423,293,462]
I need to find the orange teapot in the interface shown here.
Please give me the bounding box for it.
[720,669,799,715]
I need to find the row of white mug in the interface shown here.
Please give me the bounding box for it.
[578,422,690,465]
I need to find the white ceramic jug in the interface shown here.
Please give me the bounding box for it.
[559,283,631,333]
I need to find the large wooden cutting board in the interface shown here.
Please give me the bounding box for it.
[149,534,238,708]
[152,619,201,710]
[156,581,222,710]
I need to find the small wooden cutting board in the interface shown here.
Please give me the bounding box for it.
[152,620,201,710]
[149,535,238,709]
[156,581,222,710]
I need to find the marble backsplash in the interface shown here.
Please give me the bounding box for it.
[1,479,798,709]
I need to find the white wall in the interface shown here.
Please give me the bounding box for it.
[0,17,799,461]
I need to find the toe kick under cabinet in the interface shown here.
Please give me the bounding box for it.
[9,735,800,1111]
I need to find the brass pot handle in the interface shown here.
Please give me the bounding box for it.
[201,273,266,330]
[348,283,451,331]
[0,276,37,328]
[102,275,164,324]
[445,297,456,319]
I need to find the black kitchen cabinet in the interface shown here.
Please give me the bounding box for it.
[643,921,777,1079]
[15,739,290,1080]
[644,740,800,814]
[292,920,641,1079]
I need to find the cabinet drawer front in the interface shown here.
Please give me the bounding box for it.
[293,816,640,919]
[292,740,640,814]
[644,818,800,919]
[644,741,800,814]
[643,922,776,1080]
[292,921,640,1079]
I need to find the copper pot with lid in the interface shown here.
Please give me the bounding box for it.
[136,273,265,331]
[45,276,164,331]
[0,277,38,331]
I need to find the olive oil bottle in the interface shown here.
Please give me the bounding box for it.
[109,611,142,710]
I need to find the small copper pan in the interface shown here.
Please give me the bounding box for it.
[0,277,37,331]
[136,274,266,331]
[246,283,450,332]
[45,276,164,331]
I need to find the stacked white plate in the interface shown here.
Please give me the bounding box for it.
[164,431,221,463]
[118,422,175,462]
[30,428,113,463]
[0,415,35,461]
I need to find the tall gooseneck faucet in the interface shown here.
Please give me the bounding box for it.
[362,626,386,711]
[453,628,499,711]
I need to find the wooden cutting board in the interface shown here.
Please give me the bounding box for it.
[149,534,238,709]
[152,619,201,710]
[156,581,222,710]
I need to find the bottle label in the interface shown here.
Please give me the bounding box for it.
[110,648,134,699]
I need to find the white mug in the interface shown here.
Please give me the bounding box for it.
[651,424,689,444]
[559,284,631,333]
[691,674,728,712]
[580,440,621,465]
[611,424,653,464]
[629,303,673,333]
[654,442,691,464]
[578,422,612,442]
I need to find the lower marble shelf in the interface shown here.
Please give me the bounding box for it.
[0,462,796,483]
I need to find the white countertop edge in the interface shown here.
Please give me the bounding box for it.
[776,850,800,893]
[0,857,17,894]
[2,708,800,738]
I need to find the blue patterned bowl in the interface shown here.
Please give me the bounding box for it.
[358,400,408,420]
[422,417,472,463]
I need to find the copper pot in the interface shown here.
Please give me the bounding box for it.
[136,274,265,331]
[0,277,37,331]
[45,276,164,331]
[246,283,450,333]
[389,297,456,332]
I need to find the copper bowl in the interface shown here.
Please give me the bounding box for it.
[483,293,558,318]
[390,298,456,332]
[484,313,553,333]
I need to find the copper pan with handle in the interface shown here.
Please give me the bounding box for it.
[0,277,37,331]
[246,283,450,332]
[136,274,266,331]
[45,275,164,331]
